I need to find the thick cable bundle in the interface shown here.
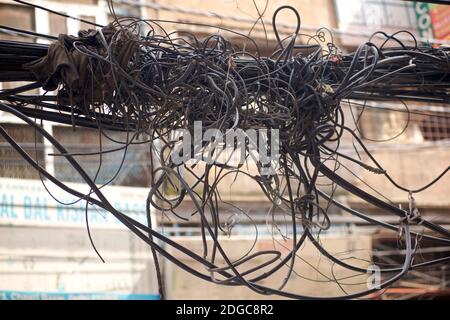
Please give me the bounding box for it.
[0,2,450,299]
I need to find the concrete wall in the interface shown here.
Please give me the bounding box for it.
[348,147,450,209]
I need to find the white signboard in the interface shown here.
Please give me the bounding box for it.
[0,178,159,299]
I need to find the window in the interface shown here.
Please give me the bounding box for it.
[107,0,142,22]
[80,15,96,31]
[353,102,450,143]
[0,4,38,94]
[58,0,98,4]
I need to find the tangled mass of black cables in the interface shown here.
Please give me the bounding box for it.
[1,0,450,299]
